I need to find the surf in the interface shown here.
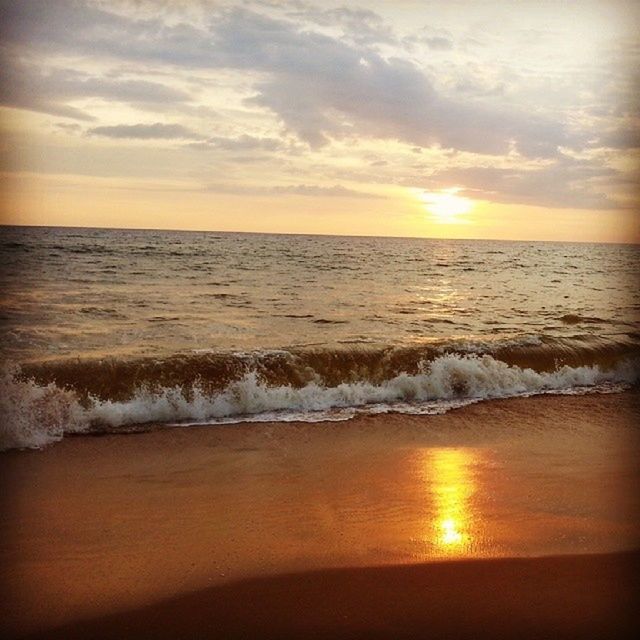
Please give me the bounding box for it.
[2,334,638,451]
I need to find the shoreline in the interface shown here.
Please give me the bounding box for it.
[3,382,638,454]
[2,391,639,638]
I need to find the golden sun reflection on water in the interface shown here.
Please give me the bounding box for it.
[422,448,480,556]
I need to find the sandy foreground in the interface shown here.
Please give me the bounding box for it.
[1,391,639,638]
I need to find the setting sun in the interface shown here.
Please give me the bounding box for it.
[420,189,474,224]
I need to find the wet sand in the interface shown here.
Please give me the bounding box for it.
[1,391,639,638]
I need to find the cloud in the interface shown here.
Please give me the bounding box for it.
[286,5,397,46]
[0,0,216,67]
[0,60,92,120]
[402,25,454,52]
[88,123,202,139]
[187,135,285,152]
[1,0,636,215]
[0,1,571,157]
[0,58,192,120]
[207,8,567,156]
[272,184,383,198]
[589,124,640,150]
[423,37,453,51]
[206,182,384,198]
[419,155,622,210]
[54,122,83,134]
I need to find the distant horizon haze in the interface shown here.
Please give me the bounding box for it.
[1,222,639,246]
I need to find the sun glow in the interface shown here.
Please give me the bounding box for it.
[420,189,474,224]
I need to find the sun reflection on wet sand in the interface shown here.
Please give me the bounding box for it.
[421,448,480,556]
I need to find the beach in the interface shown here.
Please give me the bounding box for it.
[2,391,639,639]
[3,1,640,636]
[1,228,639,638]
[16,553,640,639]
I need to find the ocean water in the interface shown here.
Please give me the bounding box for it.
[1,225,639,450]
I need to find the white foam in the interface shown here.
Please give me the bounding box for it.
[0,365,86,451]
[1,354,638,451]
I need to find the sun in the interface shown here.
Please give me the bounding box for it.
[419,188,474,224]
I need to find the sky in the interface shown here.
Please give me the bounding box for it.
[0,0,639,242]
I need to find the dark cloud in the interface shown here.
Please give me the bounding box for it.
[0,58,191,120]
[88,123,202,139]
[0,60,92,120]
[589,125,640,150]
[0,0,216,66]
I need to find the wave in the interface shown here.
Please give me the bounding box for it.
[15,334,640,401]
[2,333,639,451]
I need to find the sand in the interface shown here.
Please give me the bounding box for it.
[21,551,640,639]
[1,391,639,638]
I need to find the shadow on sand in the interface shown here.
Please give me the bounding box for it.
[21,551,639,640]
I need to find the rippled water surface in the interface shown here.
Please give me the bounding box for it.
[1,226,639,450]
[2,226,638,361]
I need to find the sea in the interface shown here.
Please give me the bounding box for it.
[1,225,639,450]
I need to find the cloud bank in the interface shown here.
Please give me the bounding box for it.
[0,0,637,212]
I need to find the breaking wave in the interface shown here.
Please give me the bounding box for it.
[2,333,639,451]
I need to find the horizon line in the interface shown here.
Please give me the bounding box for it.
[1,222,639,246]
